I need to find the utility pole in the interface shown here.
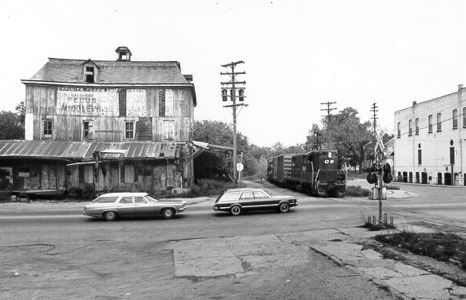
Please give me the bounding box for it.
[320,101,337,149]
[370,102,379,163]
[370,102,383,225]
[221,60,247,184]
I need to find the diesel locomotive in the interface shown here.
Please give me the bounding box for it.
[267,150,346,197]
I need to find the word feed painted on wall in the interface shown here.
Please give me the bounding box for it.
[57,87,148,117]
[57,87,119,116]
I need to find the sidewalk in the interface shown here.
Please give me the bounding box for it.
[169,227,466,299]
[295,228,466,300]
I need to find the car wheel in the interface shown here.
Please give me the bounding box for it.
[278,202,290,213]
[161,208,175,219]
[230,205,241,216]
[103,211,117,221]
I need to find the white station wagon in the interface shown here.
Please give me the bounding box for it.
[84,192,187,221]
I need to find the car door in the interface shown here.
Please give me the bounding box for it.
[133,196,155,216]
[253,191,275,207]
[117,196,135,217]
[240,191,255,208]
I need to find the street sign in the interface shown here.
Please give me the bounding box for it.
[236,162,244,172]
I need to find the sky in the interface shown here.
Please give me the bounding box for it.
[2,0,466,147]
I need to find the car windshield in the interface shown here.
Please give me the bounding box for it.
[145,196,158,203]
[92,196,119,203]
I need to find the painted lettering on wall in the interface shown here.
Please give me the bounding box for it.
[126,89,147,117]
[57,87,119,116]
[165,89,174,117]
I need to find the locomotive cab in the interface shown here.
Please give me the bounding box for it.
[311,150,346,197]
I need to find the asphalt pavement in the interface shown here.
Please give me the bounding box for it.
[1,180,466,299]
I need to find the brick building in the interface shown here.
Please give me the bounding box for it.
[0,47,197,196]
[394,84,465,186]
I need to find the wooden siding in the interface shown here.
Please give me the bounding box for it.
[67,160,183,192]
[26,86,194,143]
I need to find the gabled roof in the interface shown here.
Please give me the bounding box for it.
[25,58,190,85]
[0,140,182,161]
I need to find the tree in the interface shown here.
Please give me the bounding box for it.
[16,101,25,126]
[304,123,323,150]
[306,107,372,170]
[0,110,24,140]
[193,120,250,180]
[328,107,372,170]
[193,120,248,152]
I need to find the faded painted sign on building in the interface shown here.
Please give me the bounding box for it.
[57,87,119,116]
[165,89,174,117]
[126,89,147,117]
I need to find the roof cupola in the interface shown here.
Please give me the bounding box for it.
[115,46,132,61]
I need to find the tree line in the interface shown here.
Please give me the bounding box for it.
[194,107,393,180]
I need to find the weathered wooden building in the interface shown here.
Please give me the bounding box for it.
[0,47,197,195]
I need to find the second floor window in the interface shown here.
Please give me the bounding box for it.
[125,121,134,139]
[83,121,94,140]
[397,122,401,138]
[437,113,442,132]
[85,66,95,83]
[464,107,466,128]
[43,119,53,137]
[453,109,458,129]
[428,115,433,133]
[408,119,412,136]
[415,118,419,135]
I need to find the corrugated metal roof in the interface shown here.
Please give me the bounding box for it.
[0,140,181,160]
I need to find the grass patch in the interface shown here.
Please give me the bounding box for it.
[386,185,400,190]
[346,171,367,180]
[346,185,370,197]
[375,231,466,270]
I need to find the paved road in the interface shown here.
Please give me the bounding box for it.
[1,180,465,299]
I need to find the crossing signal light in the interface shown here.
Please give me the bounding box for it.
[383,163,393,183]
[238,89,245,101]
[222,89,228,101]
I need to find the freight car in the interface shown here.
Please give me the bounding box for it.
[267,150,346,197]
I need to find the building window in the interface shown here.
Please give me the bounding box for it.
[159,89,165,117]
[162,120,175,140]
[125,121,134,139]
[453,109,458,129]
[437,113,442,132]
[119,89,127,117]
[397,122,401,138]
[450,147,455,164]
[463,107,466,128]
[83,121,94,140]
[415,118,419,135]
[85,66,95,83]
[418,149,422,165]
[428,115,433,133]
[43,119,53,138]
[408,119,412,136]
